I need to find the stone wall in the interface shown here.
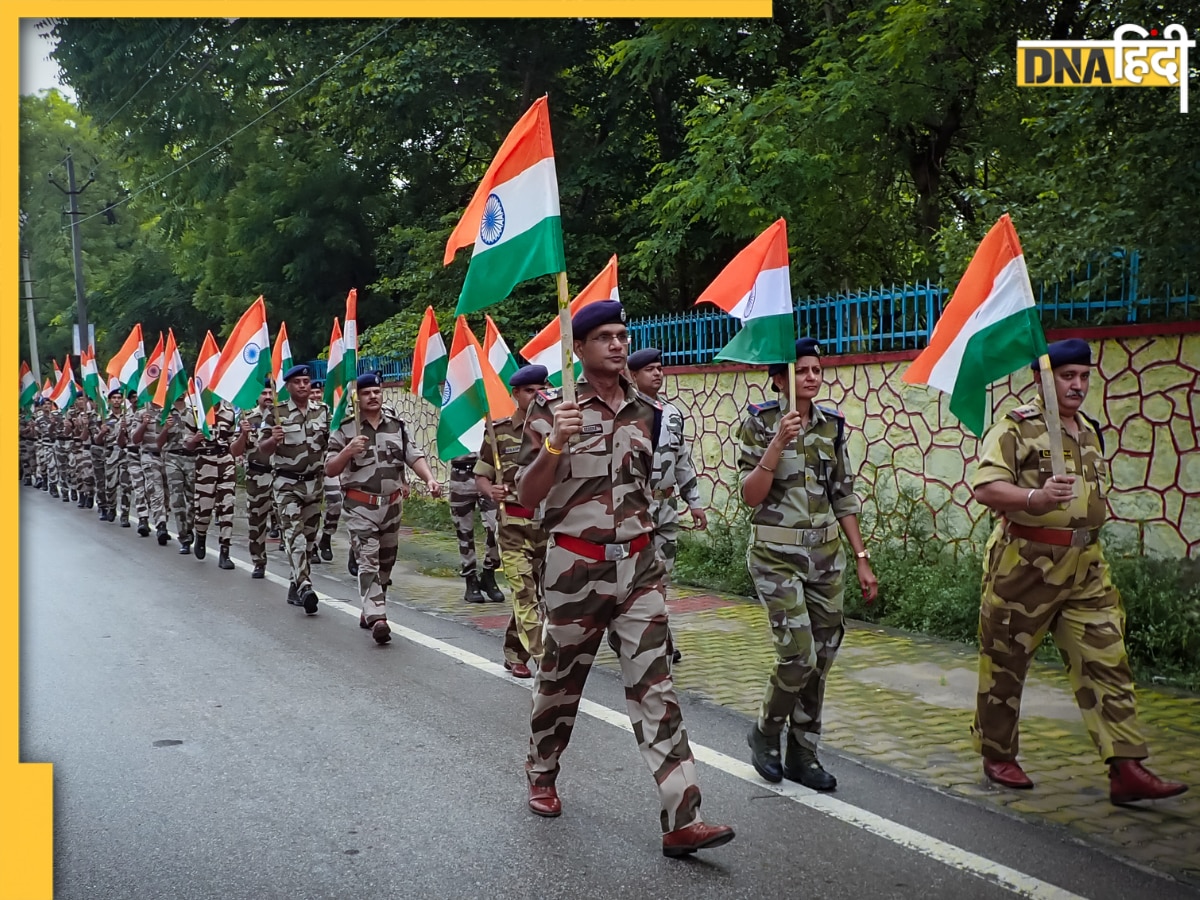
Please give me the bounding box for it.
[383,324,1200,559]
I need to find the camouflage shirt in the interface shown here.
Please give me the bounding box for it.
[137,406,166,450]
[517,374,658,544]
[198,402,236,454]
[269,398,330,476]
[326,411,424,495]
[242,405,275,467]
[474,409,528,503]
[162,405,199,452]
[737,400,861,529]
[647,396,701,514]
[972,398,1108,530]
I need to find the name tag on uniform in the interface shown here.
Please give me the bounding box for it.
[503,446,521,455]
[1039,449,1074,459]
[580,424,603,434]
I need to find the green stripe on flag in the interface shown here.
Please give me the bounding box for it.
[713,313,796,366]
[436,387,487,460]
[949,307,1047,437]
[455,216,565,315]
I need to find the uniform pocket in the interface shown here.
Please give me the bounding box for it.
[280,424,304,446]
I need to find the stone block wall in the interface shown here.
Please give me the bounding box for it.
[383,324,1199,559]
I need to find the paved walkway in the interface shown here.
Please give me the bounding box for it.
[225,504,1199,887]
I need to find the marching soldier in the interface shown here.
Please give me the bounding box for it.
[73,404,96,508]
[231,384,277,579]
[515,300,735,857]
[131,401,171,543]
[311,379,343,565]
[627,347,707,665]
[740,337,878,792]
[90,388,122,521]
[104,387,132,526]
[53,407,75,503]
[475,364,550,678]
[19,412,35,485]
[159,397,198,553]
[971,338,1187,804]
[450,451,506,604]
[326,373,441,644]
[188,398,238,570]
[259,365,329,614]
[35,399,56,492]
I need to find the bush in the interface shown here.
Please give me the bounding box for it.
[401,493,454,532]
[1109,554,1200,689]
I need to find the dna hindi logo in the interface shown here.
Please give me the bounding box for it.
[1017,23,1195,112]
[243,343,261,365]
[480,193,506,246]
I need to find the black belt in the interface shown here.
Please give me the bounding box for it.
[246,461,273,474]
[199,445,231,456]
[142,449,161,457]
[276,469,320,482]
[171,449,198,458]
[452,461,477,472]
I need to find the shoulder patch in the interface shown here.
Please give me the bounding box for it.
[817,405,844,419]
[1006,404,1042,423]
[535,388,561,405]
[493,416,513,427]
[748,400,780,416]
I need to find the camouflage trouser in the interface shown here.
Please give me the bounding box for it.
[749,539,846,749]
[91,446,109,508]
[652,497,682,575]
[972,529,1148,763]
[106,447,130,517]
[75,443,95,494]
[273,474,322,591]
[37,441,52,483]
[127,449,148,520]
[504,616,532,666]
[140,451,169,527]
[20,440,32,480]
[344,498,403,622]
[322,474,343,536]
[529,539,702,834]
[500,515,547,662]
[54,441,74,495]
[245,466,276,566]
[166,453,196,540]
[449,464,500,577]
[194,454,236,545]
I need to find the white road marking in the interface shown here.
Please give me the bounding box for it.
[234,558,1087,900]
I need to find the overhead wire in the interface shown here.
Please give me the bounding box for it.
[68,20,398,231]
[93,20,205,134]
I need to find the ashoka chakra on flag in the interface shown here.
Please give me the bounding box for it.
[480,194,505,246]
[242,343,261,364]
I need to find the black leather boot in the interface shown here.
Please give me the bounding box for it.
[480,568,506,603]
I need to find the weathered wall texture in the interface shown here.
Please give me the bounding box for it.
[384,326,1199,559]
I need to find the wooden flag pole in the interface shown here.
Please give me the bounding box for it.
[787,362,798,448]
[1036,353,1071,490]
[484,409,508,527]
[555,271,575,405]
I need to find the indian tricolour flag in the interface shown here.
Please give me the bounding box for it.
[194,331,220,408]
[484,316,519,387]
[412,306,448,408]
[137,333,165,408]
[436,317,516,460]
[696,218,796,365]
[107,324,145,392]
[210,296,271,410]
[272,321,293,402]
[187,377,211,439]
[343,288,358,380]
[903,214,1048,436]
[20,361,38,407]
[445,96,565,315]
[154,328,188,421]
[324,318,351,430]
[49,357,77,410]
[521,254,617,388]
[81,346,106,415]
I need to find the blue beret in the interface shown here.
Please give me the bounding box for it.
[768,337,823,377]
[572,300,626,339]
[627,348,662,371]
[508,364,549,387]
[282,364,310,382]
[356,373,383,390]
[1034,338,1091,371]
[309,378,324,389]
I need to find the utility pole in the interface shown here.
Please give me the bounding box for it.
[21,249,41,380]
[48,148,93,359]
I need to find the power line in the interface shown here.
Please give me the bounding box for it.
[94,21,205,133]
[68,20,398,231]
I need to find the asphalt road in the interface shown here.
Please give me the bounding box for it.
[19,495,1199,900]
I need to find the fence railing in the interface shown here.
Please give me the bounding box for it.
[304,353,414,384]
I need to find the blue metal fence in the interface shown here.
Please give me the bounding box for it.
[303,353,414,384]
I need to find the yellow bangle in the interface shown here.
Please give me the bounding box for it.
[543,436,563,456]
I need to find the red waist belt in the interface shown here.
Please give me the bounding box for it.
[345,487,404,508]
[1005,521,1100,548]
[555,532,650,562]
[504,504,536,519]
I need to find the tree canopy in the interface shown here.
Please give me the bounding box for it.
[20,6,1198,377]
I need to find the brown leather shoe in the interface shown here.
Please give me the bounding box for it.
[528,784,561,817]
[1110,760,1188,805]
[662,822,736,858]
[983,758,1034,789]
[505,661,533,679]
[371,619,392,645]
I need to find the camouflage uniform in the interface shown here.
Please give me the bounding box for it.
[476,410,547,664]
[88,408,110,513]
[971,399,1148,763]
[137,408,170,530]
[321,472,343,539]
[450,454,501,577]
[123,407,150,524]
[163,406,198,543]
[73,411,95,503]
[194,402,238,551]
[53,412,75,500]
[268,398,330,596]
[647,398,702,574]
[327,410,425,623]
[19,417,34,484]
[105,405,131,523]
[517,376,703,834]
[242,404,277,569]
[737,400,860,750]
[35,409,56,490]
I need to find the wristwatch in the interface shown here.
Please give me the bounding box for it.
[855,549,871,560]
